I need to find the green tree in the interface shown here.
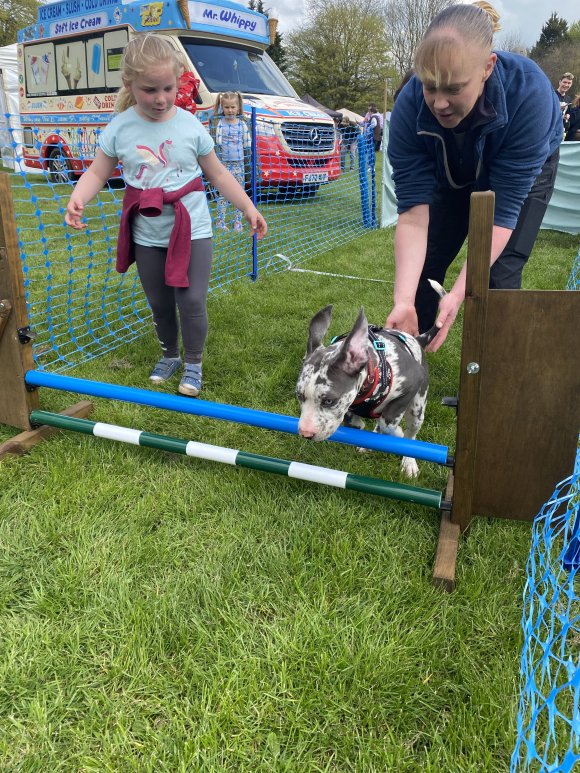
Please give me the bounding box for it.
[530,13,569,61]
[285,0,389,113]
[248,0,287,72]
[568,19,580,43]
[0,0,39,46]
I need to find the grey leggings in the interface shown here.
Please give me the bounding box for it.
[134,239,213,364]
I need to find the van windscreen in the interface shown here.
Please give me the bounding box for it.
[180,39,296,97]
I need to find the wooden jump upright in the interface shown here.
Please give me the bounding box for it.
[433,191,580,589]
[0,173,38,431]
[0,173,91,458]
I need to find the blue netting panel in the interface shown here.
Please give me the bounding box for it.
[2,109,378,371]
[510,444,580,772]
[565,244,580,290]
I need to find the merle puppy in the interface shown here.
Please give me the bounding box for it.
[296,301,441,478]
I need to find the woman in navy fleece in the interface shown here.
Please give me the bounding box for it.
[386,1,563,351]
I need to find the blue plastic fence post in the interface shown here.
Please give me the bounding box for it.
[358,132,370,227]
[369,145,377,228]
[250,106,258,282]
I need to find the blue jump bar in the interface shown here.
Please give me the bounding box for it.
[24,371,451,465]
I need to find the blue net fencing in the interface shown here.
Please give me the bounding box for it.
[511,443,580,772]
[0,107,378,371]
[566,244,580,291]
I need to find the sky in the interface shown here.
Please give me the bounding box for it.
[268,0,580,49]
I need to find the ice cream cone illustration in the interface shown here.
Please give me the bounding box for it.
[72,58,82,89]
[61,47,71,88]
[30,56,40,85]
[267,14,278,45]
[178,0,190,28]
[41,53,50,84]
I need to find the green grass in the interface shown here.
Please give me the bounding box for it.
[0,224,578,771]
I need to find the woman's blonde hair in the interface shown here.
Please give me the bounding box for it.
[212,91,244,116]
[414,1,501,86]
[115,34,181,112]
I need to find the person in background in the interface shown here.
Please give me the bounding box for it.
[362,103,383,151]
[211,91,251,232]
[555,72,574,106]
[363,105,382,152]
[386,1,562,351]
[339,117,360,171]
[564,94,580,141]
[555,73,574,132]
[65,34,267,397]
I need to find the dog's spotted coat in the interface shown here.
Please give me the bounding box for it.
[296,305,439,478]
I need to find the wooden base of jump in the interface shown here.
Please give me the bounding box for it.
[0,400,94,460]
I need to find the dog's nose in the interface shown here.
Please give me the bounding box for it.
[298,426,316,439]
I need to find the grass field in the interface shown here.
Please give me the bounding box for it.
[0,220,578,771]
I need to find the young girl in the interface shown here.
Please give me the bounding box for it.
[65,34,267,397]
[211,92,251,232]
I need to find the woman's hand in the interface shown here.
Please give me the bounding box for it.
[425,290,463,352]
[385,302,419,336]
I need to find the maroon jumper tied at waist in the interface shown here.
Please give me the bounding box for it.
[116,176,205,288]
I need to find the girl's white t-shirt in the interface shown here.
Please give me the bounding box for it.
[99,106,214,246]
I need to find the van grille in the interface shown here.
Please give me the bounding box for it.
[281,122,336,153]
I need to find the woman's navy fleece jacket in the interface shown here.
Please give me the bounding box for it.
[387,51,563,230]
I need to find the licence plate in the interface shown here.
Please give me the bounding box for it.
[302,172,328,183]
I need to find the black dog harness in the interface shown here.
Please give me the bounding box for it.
[332,326,416,419]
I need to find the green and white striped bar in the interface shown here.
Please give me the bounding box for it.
[30,411,447,511]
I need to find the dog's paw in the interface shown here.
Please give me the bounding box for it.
[401,456,420,478]
[357,445,370,454]
[344,412,365,430]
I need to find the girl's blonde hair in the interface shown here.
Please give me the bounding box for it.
[414,1,501,87]
[115,34,181,112]
[212,91,244,116]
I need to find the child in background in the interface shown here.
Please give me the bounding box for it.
[65,34,267,397]
[211,91,251,232]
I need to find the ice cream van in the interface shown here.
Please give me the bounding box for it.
[16,0,341,193]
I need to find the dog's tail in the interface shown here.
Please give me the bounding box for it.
[415,279,447,349]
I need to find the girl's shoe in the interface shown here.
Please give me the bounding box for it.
[178,363,202,396]
[149,356,182,383]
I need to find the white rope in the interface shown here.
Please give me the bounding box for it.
[269,254,393,284]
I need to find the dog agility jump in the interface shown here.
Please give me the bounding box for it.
[2,189,580,590]
[23,370,451,466]
[29,409,448,511]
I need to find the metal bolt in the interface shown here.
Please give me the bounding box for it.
[466,362,480,375]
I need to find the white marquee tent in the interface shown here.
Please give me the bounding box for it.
[337,107,364,124]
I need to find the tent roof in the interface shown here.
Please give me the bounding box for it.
[301,93,342,120]
[337,107,364,123]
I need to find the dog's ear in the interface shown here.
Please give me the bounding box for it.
[306,305,333,355]
[334,307,368,375]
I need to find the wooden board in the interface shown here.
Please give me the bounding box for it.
[471,289,580,521]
